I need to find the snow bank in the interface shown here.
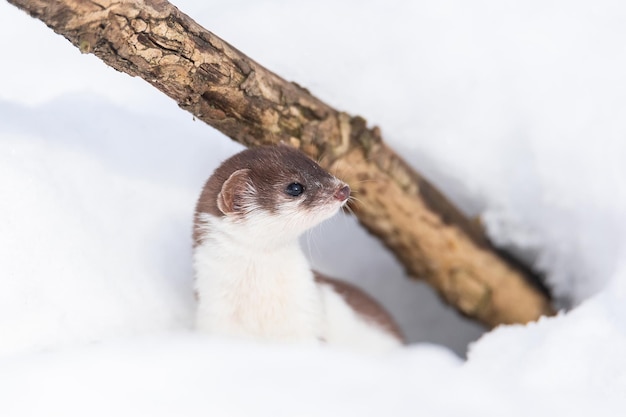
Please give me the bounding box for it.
[0,336,468,417]
[1,0,626,415]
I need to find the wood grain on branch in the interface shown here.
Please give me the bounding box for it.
[8,0,554,326]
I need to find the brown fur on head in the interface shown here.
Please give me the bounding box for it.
[193,145,349,246]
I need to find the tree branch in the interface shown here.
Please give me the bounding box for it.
[7,0,554,326]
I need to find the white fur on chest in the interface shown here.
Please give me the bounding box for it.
[194,227,323,342]
[194,215,401,351]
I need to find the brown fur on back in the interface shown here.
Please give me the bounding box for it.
[314,272,406,343]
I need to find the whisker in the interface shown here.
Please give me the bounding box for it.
[345,194,372,212]
[330,158,364,183]
[348,195,366,206]
[307,222,325,266]
[305,228,314,264]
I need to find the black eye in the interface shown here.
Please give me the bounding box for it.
[285,182,305,197]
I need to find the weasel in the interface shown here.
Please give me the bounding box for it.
[193,145,404,351]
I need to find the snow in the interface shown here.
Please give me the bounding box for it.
[1,0,626,415]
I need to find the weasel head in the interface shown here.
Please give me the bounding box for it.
[194,145,350,247]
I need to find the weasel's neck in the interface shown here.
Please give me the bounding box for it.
[194,217,323,342]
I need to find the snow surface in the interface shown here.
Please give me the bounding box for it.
[1,0,626,415]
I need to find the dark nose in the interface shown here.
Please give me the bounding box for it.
[334,185,350,201]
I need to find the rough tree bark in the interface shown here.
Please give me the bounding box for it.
[7,0,554,327]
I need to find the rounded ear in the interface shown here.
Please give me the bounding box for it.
[217,169,252,215]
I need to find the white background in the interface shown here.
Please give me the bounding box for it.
[1,1,625,415]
